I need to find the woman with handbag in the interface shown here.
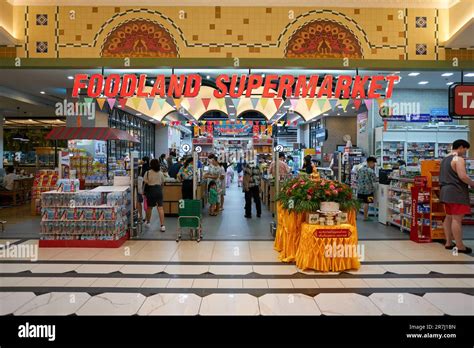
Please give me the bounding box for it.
[144,158,166,232]
[137,156,149,222]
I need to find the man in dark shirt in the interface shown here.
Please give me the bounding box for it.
[168,157,183,179]
[243,161,262,218]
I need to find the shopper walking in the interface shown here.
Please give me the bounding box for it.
[203,154,222,212]
[236,159,244,187]
[144,158,166,232]
[357,156,377,221]
[243,160,262,218]
[159,153,168,172]
[440,140,473,253]
[301,155,316,174]
[269,152,290,180]
[219,162,226,210]
[137,156,150,222]
[178,157,194,200]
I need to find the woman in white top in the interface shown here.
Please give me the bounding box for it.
[204,154,222,211]
[144,158,166,232]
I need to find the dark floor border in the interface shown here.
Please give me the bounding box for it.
[0,287,472,297]
[2,271,473,279]
[1,260,472,265]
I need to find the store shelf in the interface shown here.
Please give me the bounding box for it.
[431,228,444,234]
[389,187,411,193]
[431,212,446,217]
[388,220,410,231]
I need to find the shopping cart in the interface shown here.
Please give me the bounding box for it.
[176,199,202,242]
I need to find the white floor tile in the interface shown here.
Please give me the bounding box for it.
[192,278,218,288]
[0,263,36,273]
[0,292,36,315]
[14,292,90,315]
[138,293,202,315]
[363,279,393,288]
[141,278,170,288]
[0,277,26,286]
[339,279,370,288]
[242,279,268,289]
[30,264,81,273]
[217,279,243,288]
[315,293,382,315]
[45,277,76,287]
[315,279,344,288]
[267,279,294,289]
[200,294,259,315]
[119,265,165,274]
[16,277,52,287]
[387,278,419,288]
[75,264,123,274]
[382,265,431,274]
[90,278,122,288]
[76,293,146,315]
[435,278,473,288]
[424,264,474,274]
[164,265,209,275]
[208,265,253,275]
[259,294,321,315]
[423,293,474,315]
[115,278,146,288]
[166,278,194,288]
[411,278,444,288]
[346,265,387,275]
[253,265,298,275]
[369,293,443,315]
[291,279,319,289]
[63,277,97,287]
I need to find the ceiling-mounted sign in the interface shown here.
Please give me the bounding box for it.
[72,74,399,99]
[449,83,474,119]
[315,128,328,142]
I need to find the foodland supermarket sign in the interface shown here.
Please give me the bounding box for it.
[72,73,399,99]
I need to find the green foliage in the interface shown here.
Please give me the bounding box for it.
[277,175,360,213]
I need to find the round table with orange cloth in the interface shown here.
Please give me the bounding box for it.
[274,206,360,272]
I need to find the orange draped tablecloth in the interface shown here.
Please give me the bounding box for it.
[275,207,360,272]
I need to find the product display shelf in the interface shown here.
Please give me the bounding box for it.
[437,143,452,158]
[406,142,435,165]
[31,170,59,215]
[39,186,131,248]
[381,142,405,170]
[429,173,445,239]
[387,176,417,233]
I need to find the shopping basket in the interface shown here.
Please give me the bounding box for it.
[176,199,202,242]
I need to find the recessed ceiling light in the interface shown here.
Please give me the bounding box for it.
[323,113,329,116]
[261,74,265,77]
[418,81,429,85]
[150,80,154,84]
[40,91,45,94]
[337,113,341,116]
[446,82,454,85]
[136,113,142,116]
[206,75,210,79]
[67,76,74,80]
[465,73,474,77]
[337,105,343,109]
[28,119,33,122]
[441,73,453,77]
[408,72,420,76]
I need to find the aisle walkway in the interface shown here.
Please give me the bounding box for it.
[140,180,275,240]
[0,239,473,315]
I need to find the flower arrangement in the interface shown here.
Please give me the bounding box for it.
[277,174,360,213]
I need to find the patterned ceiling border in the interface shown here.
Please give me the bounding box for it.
[282,18,366,57]
[98,18,180,57]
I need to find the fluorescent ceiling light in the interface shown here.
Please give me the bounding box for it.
[465,73,474,77]
[441,73,453,77]
[323,113,329,116]
[136,113,142,116]
[206,75,210,79]
[418,81,429,85]
[337,105,343,109]
[337,113,341,116]
[408,72,420,76]
[446,82,454,85]
[40,91,45,94]
[150,80,154,84]
[67,76,74,80]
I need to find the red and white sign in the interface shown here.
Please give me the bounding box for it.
[449,83,474,118]
[314,229,352,238]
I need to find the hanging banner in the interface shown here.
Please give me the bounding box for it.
[376,98,385,108]
[260,98,269,110]
[232,98,241,108]
[353,99,363,111]
[216,98,226,109]
[316,98,328,111]
[96,98,106,110]
[106,98,116,109]
[267,125,273,136]
[364,99,373,110]
[290,98,298,110]
[206,123,213,134]
[251,98,259,109]
[260,125,266,134]
[193,126,200,137]
[253,124,259,135]
[328,98,339,110]
[145,98,155,110]
[202,98,211,110]
[131,97,141,109]
[305,99,315,110]
[174,98,182,109]
[273,98,283,109]
[339,99,350,111]
[156,98,166,109]
[200,125,205,134]
[118,98,128,108]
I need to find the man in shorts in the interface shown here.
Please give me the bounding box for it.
[357,157,377,221]
[440,139,473,254]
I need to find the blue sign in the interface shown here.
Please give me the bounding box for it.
[385,113,452,122]
[430,108,449,117]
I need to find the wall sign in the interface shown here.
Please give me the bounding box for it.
[315,128,328,142]
[449,83,474,119]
